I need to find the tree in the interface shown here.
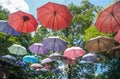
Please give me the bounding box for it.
[33,0,101,79]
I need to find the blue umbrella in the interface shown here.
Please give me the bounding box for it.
[23,55,38,63]
[42,36,67,51]
[0,20,20,36]
[81,53,97,63]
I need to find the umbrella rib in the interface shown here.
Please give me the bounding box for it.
[99,15,111,31]
[9,13,22,26]
[100,41,112,52]
[113,15,120,27]
[29,20,37,31]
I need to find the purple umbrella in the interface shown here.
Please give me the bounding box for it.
[29,43,48,54]
[0,20,20,36]
[81,53,97,63]
[42,36,67,51]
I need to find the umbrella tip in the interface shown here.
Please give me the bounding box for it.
[23,16,30,21]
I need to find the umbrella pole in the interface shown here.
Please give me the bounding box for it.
[68,65,72,79]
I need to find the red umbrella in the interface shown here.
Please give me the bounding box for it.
[95,1,120,33]
[8,10,38,33]
[63,47,85,59]
[37,2,73,30]
[114,30,120,43]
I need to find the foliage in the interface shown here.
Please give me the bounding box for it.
[83,25,113,41]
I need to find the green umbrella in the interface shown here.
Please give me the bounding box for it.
[8,44,27,55]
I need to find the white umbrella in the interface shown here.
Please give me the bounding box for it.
[8,44,27,55]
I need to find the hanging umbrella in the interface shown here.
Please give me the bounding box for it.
[63,58,77,65]
[108,45,120,58]
[8,44,27,55]
[30,63,43,69]
[35,68,47,74]
[41,58,55,64]
[1,55,16,61]
[49,52,65,60]
[86,36,115,53]
[42,36,67,51]
[15,61,26,67]
[0,20,20,36]
[81,53,97,63]
[29,43,48,54]
[95,1,120,33]
[114,30,120,43]
[23,55,38,63]
[63,47,85,59]
[8,10,38,33]
[37,2,73,30]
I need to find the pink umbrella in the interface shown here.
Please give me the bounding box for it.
[114,30,120,43]
[30,63,43,69]
[63,47,85,59]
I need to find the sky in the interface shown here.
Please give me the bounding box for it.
[0,0,113,19]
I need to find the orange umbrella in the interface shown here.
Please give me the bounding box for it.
[95,1,120,33]
[8,10,38,33]
[37,2,73,30]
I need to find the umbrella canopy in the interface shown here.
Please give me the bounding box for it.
[81,53,97,63]
[95,1,120,33]
[42,36,67,51]
[63,47,85,59]
[8,44,27,55]
[49,52,65,60]
[29,43,48,54]
[108,45,120,58]
[114,30,120,43]
[37,2,73,30]
[41,58,55,64]
[86,36,115,53]
[30,63,43,69]
[0,20,20,36]
[23,55,38,63]
[8,10,38,33]
[15,61,26,67]
[63,58,77,65]
[1,55,16,61]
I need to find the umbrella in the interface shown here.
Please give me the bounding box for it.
[86,36,115,53]
[95,1,120,33]
[114,30,120,43]
[81,53,97,63]
[8,44,27,55]
[15,61,26,67]
[29,43,48,54]
[49,52,65,60]
[63,58,77,65]
[23,55,38,63]
[41,58,55,64]
[0,20,20,36]
[108,45,120,58]
[42,36,67,51]
[8,10,38,33]
[37,2,73,30]
[30,63,43,69]
[35,68,47,74]
[1,55,16,61]
[63,47,85,59]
